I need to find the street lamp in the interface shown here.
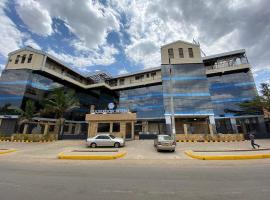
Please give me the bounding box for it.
[169,58,176,140]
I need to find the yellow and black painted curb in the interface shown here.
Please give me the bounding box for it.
[58,151,127,160]
[177,140,245,143]
[184,150,270,160]
[0,139,56,143]
[0,149,17,155]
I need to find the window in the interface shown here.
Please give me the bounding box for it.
[146,74,150,78]
[96,135,110,139]
[112,123,120,132]
[27,54,33,63]
[97,123,110,132]
[188,48,194,58]
[109,134,116,139]
[15,55,20,64]
[119,79,125,85]
[110,79,117,86]
[168,48,174,58]
[21,54,26,64]
[151,72,156,77]
[178,48,184,58]
[135,75,144,80]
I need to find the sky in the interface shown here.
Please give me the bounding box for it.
[0,0,270,89]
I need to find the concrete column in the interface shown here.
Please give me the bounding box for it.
[67,123,73,134]
[87,122,92,137]
[183,124,188,136]
[142,121,148,132]
[23,124,28,134]
[43,124,49,135]
[165,115,172,134]
[109,122,113,133]
[230,118,238,134]
[120,122,126,138]
[209,116,217,134]
[131,121,135,140]
[75,123,81,135]
[209,124,214,137]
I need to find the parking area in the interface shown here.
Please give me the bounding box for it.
[1,139,270,162]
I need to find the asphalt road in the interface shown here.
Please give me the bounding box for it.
[1,160,270,200]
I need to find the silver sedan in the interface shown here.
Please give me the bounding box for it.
[154,135,176,152]
[86,134,125,148]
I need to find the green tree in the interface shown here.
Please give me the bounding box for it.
[16,100,37,133]
[43,88,79,138]
[0,103,21,115]
[238,82,270,114]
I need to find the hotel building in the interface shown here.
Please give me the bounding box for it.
[0,40,267,139]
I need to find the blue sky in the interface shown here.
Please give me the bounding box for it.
[0,0,270,90]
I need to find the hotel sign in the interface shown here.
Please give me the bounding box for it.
[91,102,129,114]
[93,109,129,114]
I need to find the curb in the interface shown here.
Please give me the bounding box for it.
[58,151,127,160]
[0,140,56,143]
[184,150,270,160]
[0,149,17,155]
[177,140,245,143]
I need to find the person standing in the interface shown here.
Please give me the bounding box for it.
[249,133,260,149]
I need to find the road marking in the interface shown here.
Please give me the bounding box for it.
[102,190,133,194]
[148,191,176,195]
[0,182,21,188]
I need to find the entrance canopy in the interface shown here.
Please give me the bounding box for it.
[85,113,137,140]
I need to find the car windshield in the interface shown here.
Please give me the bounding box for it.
[109,135,115,139]
[159,135,172,140]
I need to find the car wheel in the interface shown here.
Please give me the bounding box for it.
[171,149,175,152]
[114,142,120,148]
[90,143,97,148]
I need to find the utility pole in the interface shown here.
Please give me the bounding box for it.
[169,58,176,140]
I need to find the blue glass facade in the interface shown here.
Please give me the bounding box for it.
[119,84,164,119]
[207,71,258,117]
[0,69,31,108]
[0,69,118,120]
[162,64,213,116]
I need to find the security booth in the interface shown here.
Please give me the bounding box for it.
[0,115,18,135]
[85,112,137,140]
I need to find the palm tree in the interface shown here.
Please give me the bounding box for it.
[238,83,269,115]
[43,88,80,139]
[13,100,37,133]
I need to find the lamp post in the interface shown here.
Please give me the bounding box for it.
[169,58,176,140]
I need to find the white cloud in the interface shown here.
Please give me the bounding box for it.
[0,64,5,75]
[112,0,199,68]
[15,0,120,49]
[24,38,41,50]
[15,0,53,36]
[14,0,121,68]
[47,44,118,68]
[118,68,128,75]
[201,29,240,56]
[111,0,270,75]
[0,0,23,57]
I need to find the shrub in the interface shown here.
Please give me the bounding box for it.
[11,133,57,142]
[0,133,11,140]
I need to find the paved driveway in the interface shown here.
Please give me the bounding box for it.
[1,139,270,162]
